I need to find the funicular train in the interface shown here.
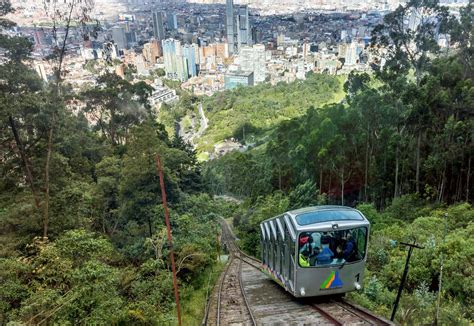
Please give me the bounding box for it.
[260,206,370,297]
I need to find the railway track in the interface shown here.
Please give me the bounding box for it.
[203,218,393,326]
[203,220,256,326]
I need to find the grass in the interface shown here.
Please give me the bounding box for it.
[181,262,225,325]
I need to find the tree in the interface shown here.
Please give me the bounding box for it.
[82,73,153,147]
[371,0,449,85]
[446,0,473,78]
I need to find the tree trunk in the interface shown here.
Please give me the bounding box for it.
[341,166,345,206]
[394,145,400,199]
[147,216,153,238]
[415,133,421,193]
[8,116,41,209]
[364,126,370,202]
[328,173,332,203]
[319,168,323,194]
[43,127,53,239]
[278,168,282,191]
[467,156,471,202]
[437,164,446,203]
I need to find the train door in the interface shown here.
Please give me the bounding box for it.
[260,224,266,264]
[264,223,271,267]
[276,218,284,276]
[284,215,296,291]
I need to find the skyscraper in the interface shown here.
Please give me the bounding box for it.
[226,0,235,55]
[162,39,179,79]
[167,13,178,30]
[152,11,165,41]
[236,5,251,50]
[182,44,198,77]
[112,26,127,50]
[162,39,190,81]
[176,56,189,82]
[238,44,266,83]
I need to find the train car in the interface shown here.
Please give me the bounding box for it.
[260,206,370,297]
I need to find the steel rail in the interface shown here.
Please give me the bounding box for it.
[330,300,375,325]
[238,255,257,326]
[310,304,344,326]
[201,273,213,325]
[336,299,394,326]
[216,255,233,326]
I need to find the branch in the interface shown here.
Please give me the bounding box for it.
[176,253,205,274]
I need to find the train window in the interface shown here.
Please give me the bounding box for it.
[298,227,367,267]
[295,210,363,226]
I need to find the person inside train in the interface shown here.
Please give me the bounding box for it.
[316,235,334,265]
[300,233,321,266]
[299,247,311,267]
[311,232,321,249]
[343,232,357,261]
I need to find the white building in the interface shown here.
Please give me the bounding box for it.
[236,44,266,84]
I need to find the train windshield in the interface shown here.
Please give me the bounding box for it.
[298,227,367,267]
[295,210,364,225]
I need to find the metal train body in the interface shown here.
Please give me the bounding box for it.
[260,206,370,297]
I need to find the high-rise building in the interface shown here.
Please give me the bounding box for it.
[143,40,160,66]
[345,41,363,66]
[136,55,149,76]
[216,43,229,59]
[236,5,251,50]
[238,44,266,83]
[162,39,190,81]
[182,44,198,77]
[162,38,180,79]
[176,56,189,81]
[226,1,252,55]
[226,0,235,55]
[152,11,165,41]
[112,26,127,50]
[167,13,178,30]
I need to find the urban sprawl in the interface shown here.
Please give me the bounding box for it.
[7,0,465,109]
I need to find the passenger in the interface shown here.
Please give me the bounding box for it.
[311,232,321,249]
[299,248,310,267]
[299,233,310,247]
[316,235,334,265]
[299,232,314,253]
[343,232,356,261]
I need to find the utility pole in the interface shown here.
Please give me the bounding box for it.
[434,213,448,325]
[155,155,182,326]
[390,240,424,322]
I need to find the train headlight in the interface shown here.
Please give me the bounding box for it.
[300,287,306,296]
[354,282,361,290]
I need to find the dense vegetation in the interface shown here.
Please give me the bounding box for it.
[206,0,473,324]
[158,74,345,156]
[0,0,472,324]
[0,3,234,323]
[197,74,345,151]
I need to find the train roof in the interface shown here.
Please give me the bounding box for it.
[260,206,369,235]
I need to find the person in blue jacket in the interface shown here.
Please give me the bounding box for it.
[343,232,356,261]
[316,235,334,265]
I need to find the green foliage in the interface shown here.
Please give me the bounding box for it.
[384,194,429,221]
[234,193,289,255]
[196,73,344,152]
